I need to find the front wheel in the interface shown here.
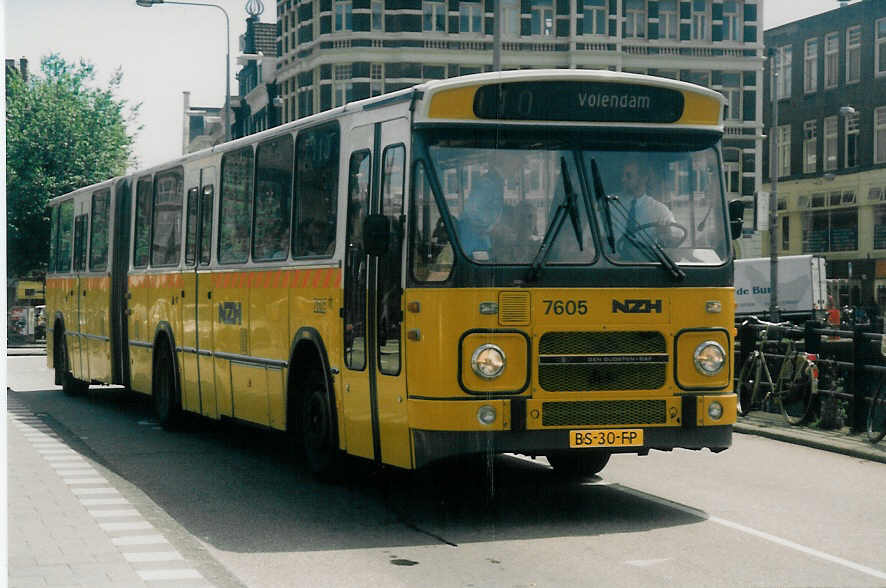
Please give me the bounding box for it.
[56,332,87,396]
[301,369,341,479]
[547,451,611,478]
[153,342,181,429]
[867,380,886,444]
[777,352,817,426]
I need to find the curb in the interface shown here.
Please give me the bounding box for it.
[734,421,886,465]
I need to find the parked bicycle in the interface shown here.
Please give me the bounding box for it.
[736,316,819,425]
[868,375,886,444]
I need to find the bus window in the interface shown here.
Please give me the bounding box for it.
[73,214,88,272]
[151,168,184,267]
[378,144,405,376]
[253,135,293,262]
[411,161,453,282]
[344,150,370,371]
[219,148,255,264]
[133,177,153,268]
[184,187,199,266]
[89,189,111,271]
[199,185,213,266]
[57,200,74,272]
[293,123,339,257]
[48,205,59,274]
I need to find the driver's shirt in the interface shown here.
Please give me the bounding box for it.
[612,193,678,257]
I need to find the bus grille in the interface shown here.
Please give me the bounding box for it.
[538,331,667,391]
[542,400,667,427]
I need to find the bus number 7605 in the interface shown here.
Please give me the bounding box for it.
[542,299,588,316]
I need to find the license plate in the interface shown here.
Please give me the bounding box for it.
[569,429,644,448]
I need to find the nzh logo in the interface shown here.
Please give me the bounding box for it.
[611,299,663,314]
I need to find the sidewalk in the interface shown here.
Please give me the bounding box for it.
[734,411,886,464]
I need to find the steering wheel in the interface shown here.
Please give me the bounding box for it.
[617,221,688,252]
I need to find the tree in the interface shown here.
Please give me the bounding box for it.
[6,54,140,278]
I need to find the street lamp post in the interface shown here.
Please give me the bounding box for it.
[769,48,779,321]
[136,0,232,142]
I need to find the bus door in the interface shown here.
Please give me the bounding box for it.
[341,118,411,468]
[111,179,132,388]
[196,170,217,418]
[128,176,154,395]
[180,182,201,414]
[71,209,89,381]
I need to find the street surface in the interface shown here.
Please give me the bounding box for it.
[7,354,886,587]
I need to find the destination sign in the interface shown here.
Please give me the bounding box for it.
[473,81,685,123]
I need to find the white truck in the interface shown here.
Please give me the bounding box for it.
[734,255,828,322]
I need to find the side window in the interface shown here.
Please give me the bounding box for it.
[411,161,453,282]
[219,148,254,264]
[344,150,370,371]
[48,205,59,274]
[293,123,340,257]
[254,135,294,261]
[57,200,74,272]
[133,178,152,268]
[73,214,88,272]
[377,144,405,376]
[199,185,214,265]
[89,189,111,271]
[151,168,184,267]
[185,187,199,266]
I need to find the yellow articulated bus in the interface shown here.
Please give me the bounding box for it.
[46,69,744,477]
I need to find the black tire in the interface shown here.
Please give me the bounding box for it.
[777,353,816,426]
[57,332,87,396]
[547,451,611,478]
[736,354,759,417]
[301,368,341,479]
[867,380,886,444]
[153,342,181,429]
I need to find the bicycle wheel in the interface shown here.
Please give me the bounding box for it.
[867,377,886,444]
[736,353,761,416]
[777,352,817,425]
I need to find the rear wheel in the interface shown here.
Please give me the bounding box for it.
[777,352,816,426]
[867,379,886,444]
[57,331,87,396]
[547,451,611,478]
[153,342,181,429]
[301,368,341,479]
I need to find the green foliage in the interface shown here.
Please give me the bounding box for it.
[6,54,140,278]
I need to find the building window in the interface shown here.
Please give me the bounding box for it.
[722,72,741,121]
[423,0,446,32]
[804,38,817,94]
[334,0,352,31]
[773,124,790,178]
[781,216,789,251]
[824,32,839,89]
[684,70,710,88]
[370,63,384,97]
[459,1,482,33]
[845,111,859,168]
[803,120,817,174]
[691,0,707,41]
[723,0,740,43]
[775,45,791,100]
[875,106,886,164]
[372,0,384,31]
[333,64,353,107]
[624,0,646,39]
[846,26,861,85]
[875,205,886,249]
[502,0,520,37]
[823,116,838,171]
[877,18,886,77]
[659,0,678,40]
[583,0,607,36]
[531,0,554,36]
[724,160,740,195]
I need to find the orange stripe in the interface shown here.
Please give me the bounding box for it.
[323,268,333,288]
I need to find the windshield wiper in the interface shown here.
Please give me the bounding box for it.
[590,158,616,254]
[528,156,583,282]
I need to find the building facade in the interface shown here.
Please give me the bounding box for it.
[273,0,766,223]
[235,15,282,137]
[763,0,886,313]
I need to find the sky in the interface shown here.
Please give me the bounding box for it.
[3,0,855,172]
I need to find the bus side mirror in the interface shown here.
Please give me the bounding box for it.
[728,199,744,241]
[363,214,390,257]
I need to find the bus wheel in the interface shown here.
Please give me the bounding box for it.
[153,342,181,429]
[57,332,86,396]
[301,368,341,478]
[547,451,611,478]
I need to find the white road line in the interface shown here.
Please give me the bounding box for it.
[99,521,153,532]
[56,469,99,476]
[88,509,140,518]
[112,535,169,546]
[124,551,184,563]
[81,497,130,506]
[49,461,91,469]
[614,484,886,582]
[63,477,109,485]
[71,487,120,495]
[44,455,84,462]
[137,569,203,581]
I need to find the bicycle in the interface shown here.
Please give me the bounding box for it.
[736,316,819,425]
[867,374,886,444]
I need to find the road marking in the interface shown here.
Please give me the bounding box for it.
[625,558,672,568]
[71,487,120,495]
[99,521,154,532]
[124,551,184,563]
[614,484,886,582]
[63,477,109,485]
[112,534,169,546]
[88,509,140,518]
[57,468,99,476]
[81,497,130,506]
[137,569,203,581]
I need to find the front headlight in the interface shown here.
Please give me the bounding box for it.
[693,341,726,376]
[471,344,506,379]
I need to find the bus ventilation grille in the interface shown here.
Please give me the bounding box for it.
[542,400,667,427]
[498,291,530,326]
[538,331,667,391]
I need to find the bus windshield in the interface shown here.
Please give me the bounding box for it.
[423,130,729,268]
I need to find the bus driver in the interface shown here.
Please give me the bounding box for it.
[614,156,682,257]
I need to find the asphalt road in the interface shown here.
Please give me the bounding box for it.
[7,355,886,587]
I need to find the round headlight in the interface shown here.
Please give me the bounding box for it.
[708,401,724,420]
[694,341,726,376]
[477,405,497,425]
[471,344,506,379]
